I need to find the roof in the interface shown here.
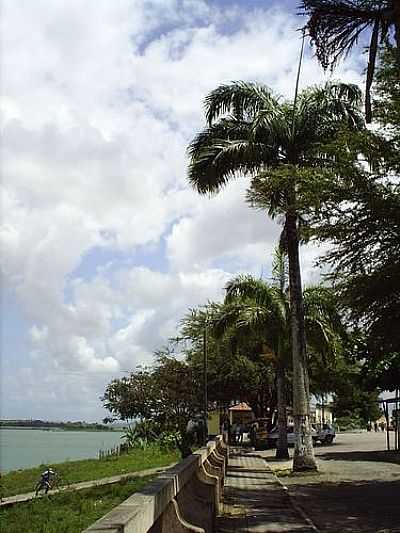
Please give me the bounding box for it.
[229,402,252,412]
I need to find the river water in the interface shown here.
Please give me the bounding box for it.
[0,428,124,473]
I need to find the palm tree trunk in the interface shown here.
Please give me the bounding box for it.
[394,0,400,60]
[365,19,379,123]
[286,211,317,472]
[276,360,289,459]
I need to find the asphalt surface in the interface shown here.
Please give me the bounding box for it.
[259,432,400,533]
[261,430,397,459]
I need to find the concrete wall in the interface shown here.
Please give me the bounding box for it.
[84,436,228,533]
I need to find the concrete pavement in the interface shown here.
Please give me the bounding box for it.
[217,449,318,532]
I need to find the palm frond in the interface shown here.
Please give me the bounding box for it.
[188,119,276,193]
[272,247,289,292]
[303,285,348,339]
[204,81,279,125]
[293,81,365,143]
[250,105,289,142]
[225,275,287,327]
[300,0,389,69]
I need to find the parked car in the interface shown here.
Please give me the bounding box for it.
[249,418,271,450]
[266,425,296,448]
[266,424,325,448]
[313,423,336,445]
[254,422,336,449]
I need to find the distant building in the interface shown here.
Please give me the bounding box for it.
[311,402,334,425]
[207,397,334,436]
[228,402,255,426]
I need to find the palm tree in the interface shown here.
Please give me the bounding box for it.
[187,80,364,470]
[218,251,291,459]
[217,257,345,461]
[300,0,400,122]
[180,303,277,418]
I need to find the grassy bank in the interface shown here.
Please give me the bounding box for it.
[1,445,179,498]
[0,475,154,532]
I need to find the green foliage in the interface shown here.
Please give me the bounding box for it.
[0,447,178,498]
[308,47,400,392]
[300,1,400,67]
[177,257,349,424]
[300,0,400,121]
[362,352,400,392]
[121,420,162,450]
[102,367,158,422]
[188,80,364,202]
[221,269,347,397]
[179,303,273,415]
[331,358,382,424]
[374,45,400,169]
[334,415,365,431]
[157,431,180,453]
[0,476,154,533]
[102,353,203,458]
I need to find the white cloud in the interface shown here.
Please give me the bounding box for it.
[0,0,364,420]
[167,180,281,271]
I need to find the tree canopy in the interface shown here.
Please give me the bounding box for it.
[102,353,203,457]
[300,0,400,121]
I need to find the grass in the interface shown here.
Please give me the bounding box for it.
[1,445,179,498]
[0,475,154,532]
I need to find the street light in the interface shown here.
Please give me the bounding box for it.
[203,316,208,443]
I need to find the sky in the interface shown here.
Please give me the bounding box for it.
[0,0,366,422]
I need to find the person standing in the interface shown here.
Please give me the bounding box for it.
[221,416,230,444]
[238,423,244,445]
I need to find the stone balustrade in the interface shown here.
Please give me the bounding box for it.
[83,435,228,533]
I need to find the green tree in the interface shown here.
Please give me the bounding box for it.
[179,304,276,416]
[332,360,382,426]
[217,270,290,459]
[217,265,345,459]
[300,0,400,122]
[102,353,203,458]
[374,45,400,168]
[188,79,365,470]
[309,48,400,390]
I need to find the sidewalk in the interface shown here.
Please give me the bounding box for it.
[217,449,318,532]
[0,463,176,508]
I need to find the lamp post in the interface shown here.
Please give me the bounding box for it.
[203,319,208,443]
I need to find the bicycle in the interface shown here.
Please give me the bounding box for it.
[34,469,57,496]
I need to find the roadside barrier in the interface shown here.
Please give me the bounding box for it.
[84,435,228,533]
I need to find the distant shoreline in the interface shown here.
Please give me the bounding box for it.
[0,426,124,432]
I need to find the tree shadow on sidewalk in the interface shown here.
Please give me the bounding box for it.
[290,479,400,533]
[318,450,400,465]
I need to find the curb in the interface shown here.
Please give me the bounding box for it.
[264,459,321,533]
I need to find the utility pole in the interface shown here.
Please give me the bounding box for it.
[203,320,208,443]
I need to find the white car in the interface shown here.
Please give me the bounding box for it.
[267,424,327,447]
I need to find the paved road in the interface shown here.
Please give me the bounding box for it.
[257,431,400,533]
[315,430,396,454]
[261,430,397,459]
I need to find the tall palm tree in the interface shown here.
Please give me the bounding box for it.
[187,80,364,470]
[300,0,400,122]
